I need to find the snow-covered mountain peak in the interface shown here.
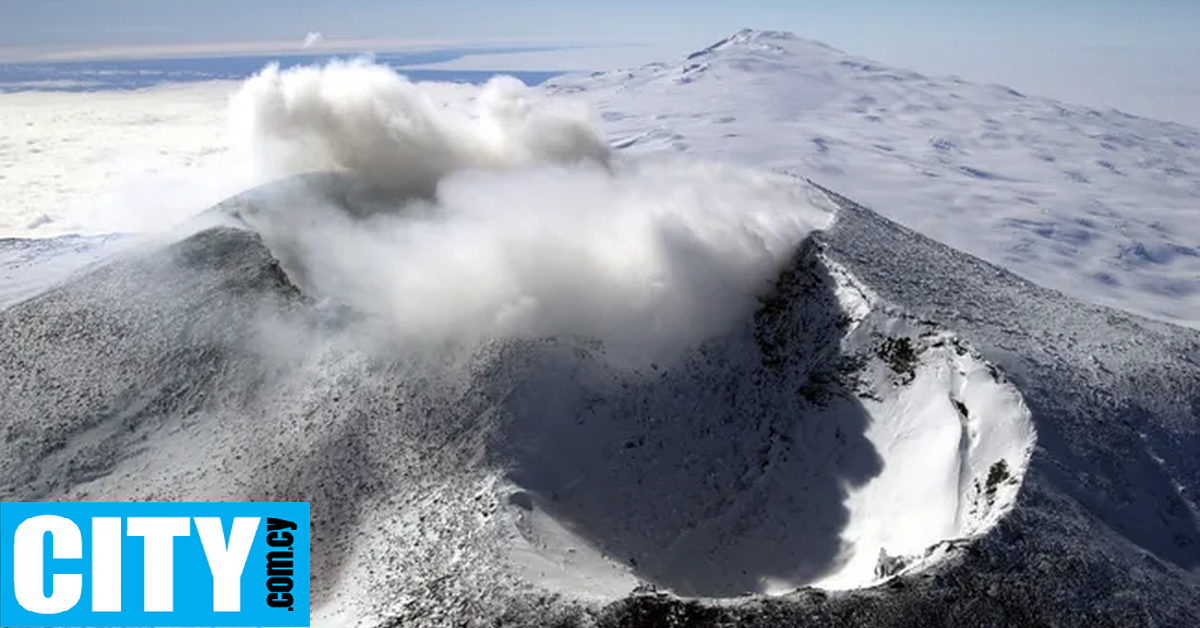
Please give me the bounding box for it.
[553,35,1200,330]
[728,27,800,41]
[679,27,847,71]
[694,28,807,52]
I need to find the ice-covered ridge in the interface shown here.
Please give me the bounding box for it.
[814,256,1035,588]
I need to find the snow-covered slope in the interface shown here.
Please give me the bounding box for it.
[551,29,1200,329]
[3,171,1196,626]
[0,173,1034,601]
[0,233,135,308]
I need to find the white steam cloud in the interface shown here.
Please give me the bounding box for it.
[230,59,610,198]
[227,61,829,364]
[302,32,324,49]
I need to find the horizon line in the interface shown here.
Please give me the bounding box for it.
[0,37,641,64]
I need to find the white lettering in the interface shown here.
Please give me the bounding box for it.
[195,517,260,612]
[91,517,122,612]
[126,517,190,612]
[13,515,82,614]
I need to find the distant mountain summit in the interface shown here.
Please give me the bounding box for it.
[686,28,842,59]
[694,28,798,50]
[552,28,1200,330]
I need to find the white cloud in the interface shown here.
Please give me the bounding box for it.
[302,32,324,50]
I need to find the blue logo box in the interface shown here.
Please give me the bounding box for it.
[0,502,310,627]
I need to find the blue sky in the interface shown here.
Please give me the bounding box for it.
[1,0,1198,126]
[2,0,1197,52]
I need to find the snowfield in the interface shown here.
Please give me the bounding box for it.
[0,28,1198,628]
[551,29,1200,329]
